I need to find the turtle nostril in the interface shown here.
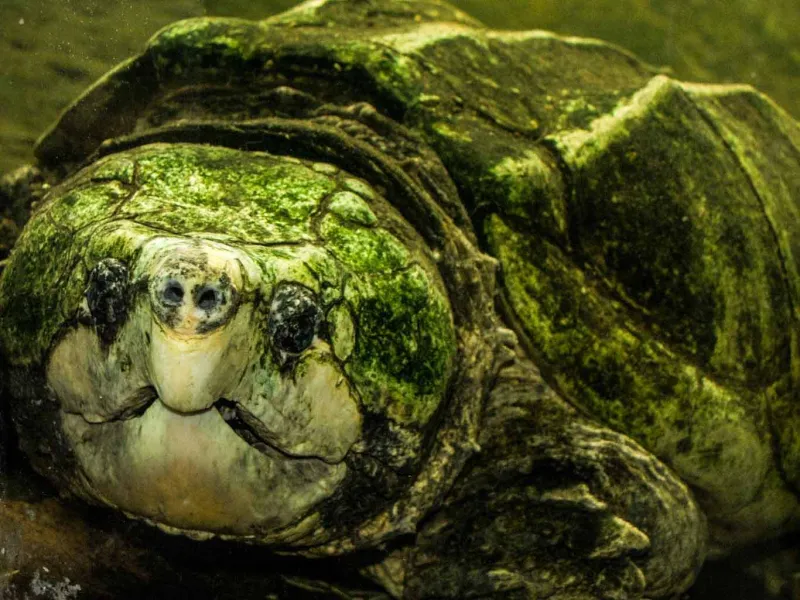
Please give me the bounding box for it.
[197,287,220,311]
[162,280,184,306]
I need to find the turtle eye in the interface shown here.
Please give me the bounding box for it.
[86,258,130,343]
[268,283,321,354]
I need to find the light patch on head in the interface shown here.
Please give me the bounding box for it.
[328,191,378,227]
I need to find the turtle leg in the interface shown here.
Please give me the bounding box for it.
[370,341,707,599]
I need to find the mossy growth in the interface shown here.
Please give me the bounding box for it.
[551,77,792,383]
[327,191,377,227]
[119,144,336,243]
[487,214,773,511]
[321,203,457,426]
[0,170,158,366]
[147,17,270,83]
[345,264,456,426]
[319,213,409,275]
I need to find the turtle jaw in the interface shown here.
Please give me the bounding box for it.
[67,388,334,464]
[214,397,326,462]
[60,398,347,537]
[48,315,361,538]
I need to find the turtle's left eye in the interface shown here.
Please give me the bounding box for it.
[86,258,130,343]
[268,283,321,354]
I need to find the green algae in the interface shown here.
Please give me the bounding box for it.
[487,214,771,510]
[345,264,457,425]
[122,144,335,243]
[327,191,377,227]
[319,214,410,275]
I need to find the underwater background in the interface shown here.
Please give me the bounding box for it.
[0,1,799,598]
[0,0,798,174]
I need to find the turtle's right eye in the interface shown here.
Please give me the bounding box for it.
[268,282,321,355]
[86,258,129,343]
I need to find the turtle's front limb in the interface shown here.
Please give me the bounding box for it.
[370,343,707,599]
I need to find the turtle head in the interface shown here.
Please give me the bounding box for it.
[0,143,458,545]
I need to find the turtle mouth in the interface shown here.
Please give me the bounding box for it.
[74,389,291,460]
[59,386,348,537]
[214,398,286,458]
[107,386,159,420]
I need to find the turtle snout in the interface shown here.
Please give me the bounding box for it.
[156,279,227,312]
[150,270,238,335]
[141,242,251,413]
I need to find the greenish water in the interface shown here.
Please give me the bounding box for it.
[0,0,798,173]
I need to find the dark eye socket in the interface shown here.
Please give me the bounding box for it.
[196,286,219,311]
[86,258,129,343]
[162,280,184,305]
[268,283,321,354]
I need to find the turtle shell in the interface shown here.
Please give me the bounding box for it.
[4,0,800,554]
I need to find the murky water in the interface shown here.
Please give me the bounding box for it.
[0,1,798,599]
[0,0,797,173]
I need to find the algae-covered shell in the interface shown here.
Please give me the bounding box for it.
[1,0,799,574]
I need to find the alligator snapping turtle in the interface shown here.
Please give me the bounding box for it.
[1,0,799,598]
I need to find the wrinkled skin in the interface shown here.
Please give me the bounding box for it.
[1,0,799,598]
